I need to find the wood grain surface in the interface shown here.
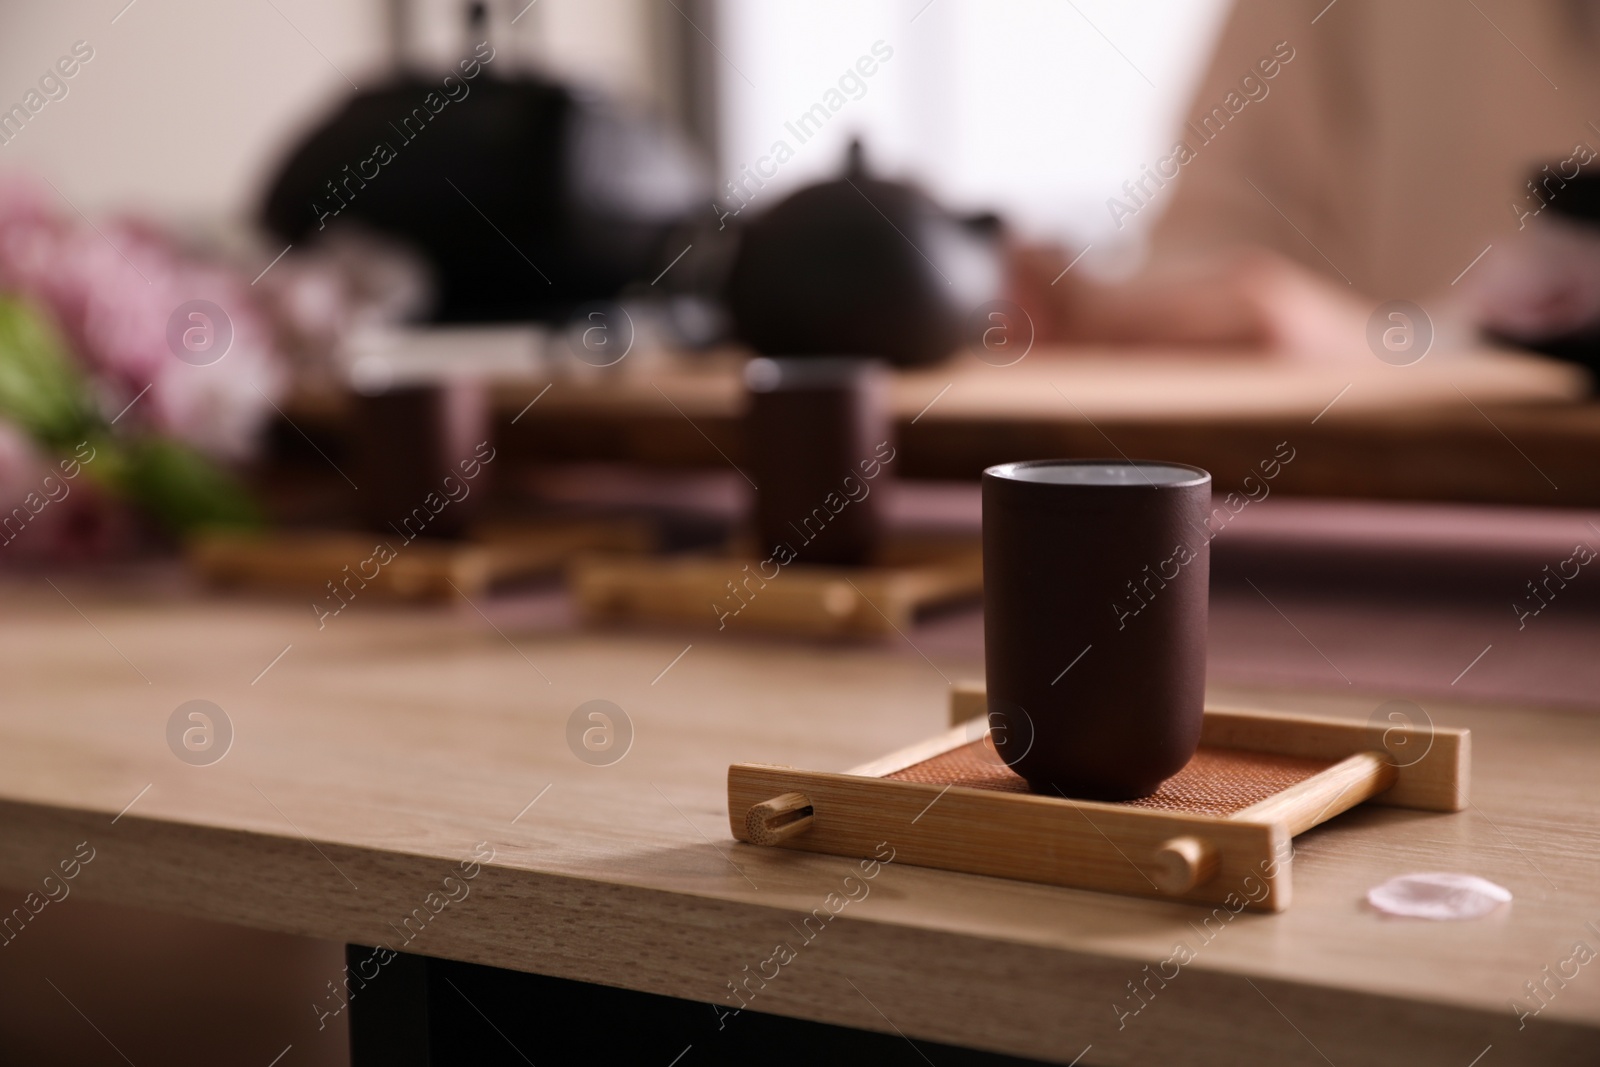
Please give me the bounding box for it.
[0,576,1596,1065]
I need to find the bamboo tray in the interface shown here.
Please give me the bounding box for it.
[728,682,1470,911]
[570,536,982,637]
[190,518,652,600]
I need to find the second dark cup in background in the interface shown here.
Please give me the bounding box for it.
[744,357,891,567]
[352,382,489,540]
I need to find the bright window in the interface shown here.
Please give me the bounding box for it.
[713,0,1231,265]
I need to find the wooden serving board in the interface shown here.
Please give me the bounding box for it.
[728,682,1470,911]
[570,537,982,637]
[189,517,651,600]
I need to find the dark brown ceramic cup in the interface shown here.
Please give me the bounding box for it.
[352,382,489,540]
[982,459,1212,800]
[743,357,890,567]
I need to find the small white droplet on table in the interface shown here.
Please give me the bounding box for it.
[1366,872,1512,920]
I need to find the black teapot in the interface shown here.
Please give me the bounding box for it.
[260,1,706,325]
[726,141,1004,367]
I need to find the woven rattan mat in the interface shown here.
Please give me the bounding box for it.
[885,741,1334,816]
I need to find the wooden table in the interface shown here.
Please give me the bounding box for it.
[2,577,1597,1064]
[491,345,1597,506]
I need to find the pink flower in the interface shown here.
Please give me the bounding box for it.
[0,172,286,461]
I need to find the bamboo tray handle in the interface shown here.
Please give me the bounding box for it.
[1231,751,1398,836]
[746,792,816,845]
[1151,835,1219,894]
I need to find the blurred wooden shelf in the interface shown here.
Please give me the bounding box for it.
[277,345,1598,506]
[494,346,1598,506]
